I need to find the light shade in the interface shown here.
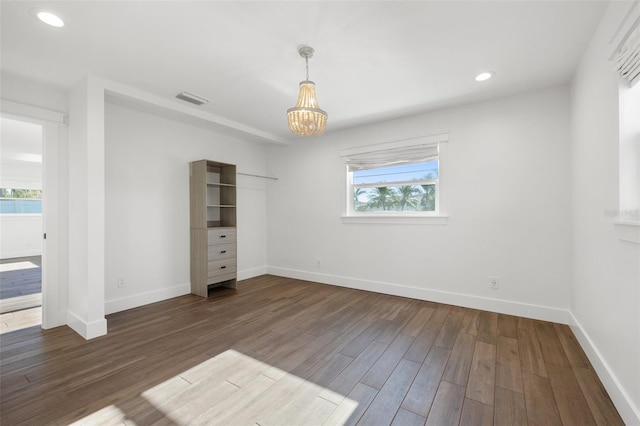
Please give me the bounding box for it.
[287,80,328,136]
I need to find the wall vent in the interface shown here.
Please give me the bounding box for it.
[176,91,209,106]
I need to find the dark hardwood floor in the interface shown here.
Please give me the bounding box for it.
[0,256,42,298]
[0,275,623,425]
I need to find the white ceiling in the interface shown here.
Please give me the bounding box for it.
[1,1,609,141]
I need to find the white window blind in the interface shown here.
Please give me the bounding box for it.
[616,23,640,87]
[343,144,438,171]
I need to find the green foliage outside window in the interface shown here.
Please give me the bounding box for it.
[0,188,42,199]
[354,183,436,212]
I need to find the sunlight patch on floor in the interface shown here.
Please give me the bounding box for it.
[71,349,357,425]
[0,306,41,333]
[0,293,42,315]
[69,405,128,426]
[0,261,38,272]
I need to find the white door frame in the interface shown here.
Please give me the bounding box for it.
[1,100,67,329]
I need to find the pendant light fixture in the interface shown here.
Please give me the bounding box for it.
[287,45,328,136]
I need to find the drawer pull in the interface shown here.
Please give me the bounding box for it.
[220,265,227,269]
[220,235,227,238]
[220,250,226,254]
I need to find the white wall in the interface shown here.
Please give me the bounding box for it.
[0,215,42,259]
[104,101,268,314]
[0,71,69,113]
[266,86,573,322]
[67,76,107,339]
[570,2,640,424]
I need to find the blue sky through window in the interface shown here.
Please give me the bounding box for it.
[353,160,438,185]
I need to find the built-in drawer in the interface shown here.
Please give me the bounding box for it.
[207,259,237,278]
[206,272,237,286]
[207,228,236,245]
[207,243,236,261]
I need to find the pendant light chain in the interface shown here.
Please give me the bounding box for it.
[305,55,310,81]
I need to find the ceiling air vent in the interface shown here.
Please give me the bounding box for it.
[176,91,209,106]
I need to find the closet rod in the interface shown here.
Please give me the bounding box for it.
[237,172,278,181]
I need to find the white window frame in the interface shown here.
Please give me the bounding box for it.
[608,2,640,244]
[341,134,449,224]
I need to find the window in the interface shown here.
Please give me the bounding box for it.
[610,5,640,243]
[342,134,448,223]
[0,188,42,214]
[352,161,439,212]
[614,73,640,245]
[617,80,640,224]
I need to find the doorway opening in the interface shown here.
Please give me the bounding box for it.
[0,117,44,332]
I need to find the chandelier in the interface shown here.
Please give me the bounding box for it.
[287,45,328,136]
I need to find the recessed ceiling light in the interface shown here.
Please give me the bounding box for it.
[38,11,64,27]
[31,9,64,27]
[475,72,494,82]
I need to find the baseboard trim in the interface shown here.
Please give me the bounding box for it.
[105,283,190,315]
[104,268,267,315]
[41,309,68,330]
[238,266,268,281]
[266,267,573,325]
[0,249,42,260]
[570,313,640,426]
[66,310,107,340]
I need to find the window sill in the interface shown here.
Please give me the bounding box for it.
[614,219,640,244]
[341,214,449,225]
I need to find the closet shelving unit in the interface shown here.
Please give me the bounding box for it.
[189,160,237,297]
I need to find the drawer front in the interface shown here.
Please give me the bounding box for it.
[207,243,237,261]
[207,259,237,278]
[207,228,237,245]
[207,272,237,285]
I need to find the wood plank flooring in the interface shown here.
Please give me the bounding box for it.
[0,306,41,333]
[0,275,624,425]
[0,256,42,314]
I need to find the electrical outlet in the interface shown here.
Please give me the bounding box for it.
[117,276,126,288]
[489,276,499,289]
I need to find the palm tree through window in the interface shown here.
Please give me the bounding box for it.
[351,160,439,213]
